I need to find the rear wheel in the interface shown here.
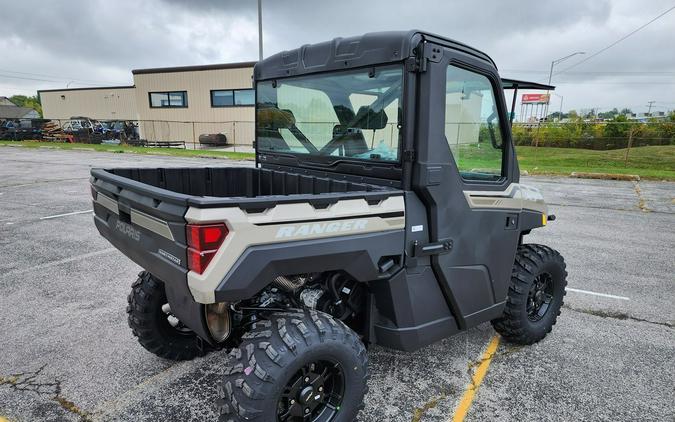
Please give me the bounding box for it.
[127,271,204,361]
[492,244,567,345]
[217,309,368,422]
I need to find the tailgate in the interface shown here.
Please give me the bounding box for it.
[90,169,189,287]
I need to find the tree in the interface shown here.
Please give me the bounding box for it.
[620,108,633,116]
[598,108,619,120]
[9,95,42,117]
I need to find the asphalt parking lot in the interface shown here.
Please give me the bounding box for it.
[0,146,673,422]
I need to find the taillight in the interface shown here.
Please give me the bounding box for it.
[186,223,228,274]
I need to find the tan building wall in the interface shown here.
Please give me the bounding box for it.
[39,86,138,121]
[132,62,256,145]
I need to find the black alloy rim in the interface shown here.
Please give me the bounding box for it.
[277,360,345,422]
[527,272,554,322]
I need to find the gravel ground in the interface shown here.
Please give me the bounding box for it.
[0,147,673,422]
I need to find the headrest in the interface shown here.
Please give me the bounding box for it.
[257,107,296,129]
[353,106,388,130]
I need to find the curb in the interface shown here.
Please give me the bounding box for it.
[570,172,640,181]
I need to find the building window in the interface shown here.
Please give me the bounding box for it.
[211,89,255,107]
[149,91,188,108]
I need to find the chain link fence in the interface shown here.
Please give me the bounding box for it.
[0,117,255,152]
[2,117,674,157]
[512,120,675,150]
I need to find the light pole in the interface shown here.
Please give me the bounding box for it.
[552,93,563,122]
[544,51,584,119]
[257,0,263,61]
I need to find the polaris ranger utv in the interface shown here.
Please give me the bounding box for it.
[91,30,567,421]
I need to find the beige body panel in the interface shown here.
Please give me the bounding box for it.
[185,196,405,304]
[94,192,174,240]
[463,183,547,214]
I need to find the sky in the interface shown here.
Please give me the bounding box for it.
[1,0,674,114]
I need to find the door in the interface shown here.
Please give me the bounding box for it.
[413,44,522,329]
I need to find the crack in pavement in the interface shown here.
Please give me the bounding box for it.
[0,365,92,422]
[632,181,651,213]
[563,305,673,328]
[411,387,452,422]
[546,201,673,215]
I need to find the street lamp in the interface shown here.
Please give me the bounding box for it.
[544,51,584,119]
[548,51,585,85]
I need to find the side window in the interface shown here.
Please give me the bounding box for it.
[445,65,504,181]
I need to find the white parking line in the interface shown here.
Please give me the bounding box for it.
[40,209,93,220]
[0,248,116,278]
[566,287,630,301]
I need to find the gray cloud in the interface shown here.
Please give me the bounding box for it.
[1,0,673,113]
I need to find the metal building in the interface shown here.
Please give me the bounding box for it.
[38,61,256,145]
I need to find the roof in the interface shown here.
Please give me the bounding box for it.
[0,104,38,119]
[255,30,496,80]
[132,61,257,75]
[0,96,17,106]
[37,85,135,94]
[501,78,555,91]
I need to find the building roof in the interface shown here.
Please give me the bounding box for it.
[37,85,135,94]
[0,96,18,106]
[132,61,257,75]
[500,78,555,91]
[0,104,38,119]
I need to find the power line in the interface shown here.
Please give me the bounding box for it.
[555,4,675,75]
[504,69,675,75]
[0,68,126,86]
[553,81,675,85]
[0,73,110,87]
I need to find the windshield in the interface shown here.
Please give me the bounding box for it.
[256,65,403,164]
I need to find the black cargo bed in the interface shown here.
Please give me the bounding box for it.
[91,167,400,210]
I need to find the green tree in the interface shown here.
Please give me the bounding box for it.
[9,95,42,117]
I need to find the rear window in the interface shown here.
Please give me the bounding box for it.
[256,65,403,164]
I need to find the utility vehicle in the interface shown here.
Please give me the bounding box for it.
[91,30,567,421]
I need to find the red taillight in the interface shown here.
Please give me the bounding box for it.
[186,223,228,274]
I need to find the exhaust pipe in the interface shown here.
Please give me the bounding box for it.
[205,303,231,343]
[273,275,306,291]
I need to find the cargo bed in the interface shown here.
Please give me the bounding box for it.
[91,166,398,210]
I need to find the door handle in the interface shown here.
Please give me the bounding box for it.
[412,239,453,257]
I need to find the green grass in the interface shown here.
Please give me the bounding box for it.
[515,145,675,180]
[454,143,675,180]
[0,140,255,160]
[2,140,673,180]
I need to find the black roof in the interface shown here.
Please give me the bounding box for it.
[254,30,496,81]
[132,61,256,75]
[501,78,555,91]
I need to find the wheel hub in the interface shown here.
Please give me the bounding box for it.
[277,360,344,421]
[299,385,318,405]
[527,272,554,322]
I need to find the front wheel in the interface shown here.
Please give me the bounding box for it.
[492,244,568,345]
[217,309,368,422]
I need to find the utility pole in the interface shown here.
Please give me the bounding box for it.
[257,0,263,61]
[646,100,655,115]
[544,51,585,119]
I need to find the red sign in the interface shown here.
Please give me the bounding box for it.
[522,94,550,104]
